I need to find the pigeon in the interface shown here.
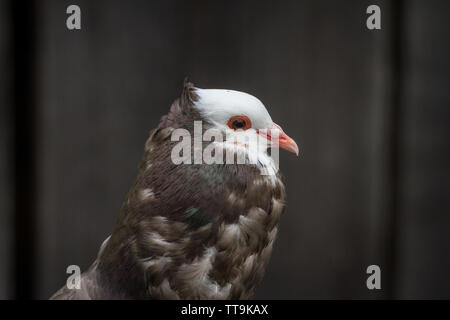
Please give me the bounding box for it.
[51,80,299,300]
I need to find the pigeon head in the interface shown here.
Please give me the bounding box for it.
[193,88,299,156]
[159,80,299,158]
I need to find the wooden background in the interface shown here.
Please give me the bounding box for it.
[1,0,449,299]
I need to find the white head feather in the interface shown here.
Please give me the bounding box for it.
[193,89,273,130]
[193,88,278,180]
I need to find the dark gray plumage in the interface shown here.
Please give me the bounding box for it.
[51,81,295,299]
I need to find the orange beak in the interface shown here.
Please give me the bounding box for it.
[258,123,299,156]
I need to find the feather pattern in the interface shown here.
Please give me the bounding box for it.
[51,81,286,300]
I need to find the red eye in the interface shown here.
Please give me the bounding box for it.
[227,115,252,130]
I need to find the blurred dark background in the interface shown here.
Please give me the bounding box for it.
[1,0,449,299]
